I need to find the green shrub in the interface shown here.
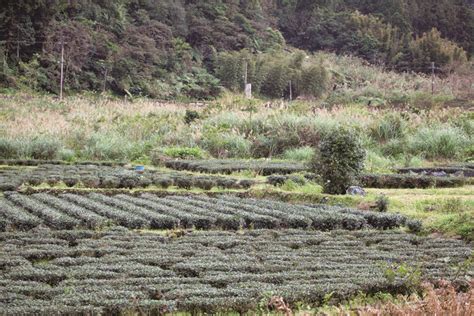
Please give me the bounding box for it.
[408,125,470,159]
[281,179,299,191]
[201,133,251,158]
[298,63,328,98]
[58,148,76,162]
[163,147,204,159]
[1,138,62,160]
[82,133,139,161]
[370,112,406,143]
[311,127,366,194]
[0,138,18,159]
[375,195,389,212]
[28,138,62,160]
[365,150,393,173]
[260,62,292,98]
[381,138,407,157]
[282,147,314,162]
[184,110,200,124]
[441,198,463,213]
[406,219,423,233]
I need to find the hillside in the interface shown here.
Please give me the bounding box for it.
[0,0,472,99]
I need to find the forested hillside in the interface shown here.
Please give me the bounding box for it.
[0,0,472,99]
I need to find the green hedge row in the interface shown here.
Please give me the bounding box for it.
[359,174,467,189]
[2,193,410,231]
[164,159,307,175]
[0,164,255,191]
[267,173,468,189]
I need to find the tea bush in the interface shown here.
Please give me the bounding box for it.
[2,193,412,231]
[312,128,366,194]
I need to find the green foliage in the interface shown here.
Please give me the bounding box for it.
[282,147,314,162]
[312,128,366,195]
[177,68,222,100]
[370,113,407,143]
[0,137,62,160]
[406,219,423,233]
[277,2,471,73]
[27,138,62,160]
[200,133,251,159]
[58,148,76,162]
[383,263,422,292]
[375,195,389,212]
[0,138,18,159]
[214,51,247,92]
[163,147,204,159]
[184,110,200,125]
[260,61,292,98]
[82,133,141,161]
[408,125,470,159]
[298,63,328,98]
[409,28,468,72]
[365,150,393,173]
[214,50,329,99]
[441,198,463,214]
[0,0,471,97]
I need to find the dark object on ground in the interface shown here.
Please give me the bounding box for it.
[346,186,366,196]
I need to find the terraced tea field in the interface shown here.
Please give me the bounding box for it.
[1,193,408,231]
[0,228,472,314]
[0,161,472,314]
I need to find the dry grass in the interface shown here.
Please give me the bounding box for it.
[354,280,474,316]
[0,93,197,139]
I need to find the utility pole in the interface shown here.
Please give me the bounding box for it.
[431,62,435,95]
[243,61,252,99]
[59,36,65,101]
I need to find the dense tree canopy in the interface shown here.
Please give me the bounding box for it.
[0,0,471,98]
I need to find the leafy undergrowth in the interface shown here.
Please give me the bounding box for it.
[299,280,474,316]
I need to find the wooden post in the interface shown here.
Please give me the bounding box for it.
[59,36,64,100]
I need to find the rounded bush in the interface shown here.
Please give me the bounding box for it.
[311,127,366,194]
